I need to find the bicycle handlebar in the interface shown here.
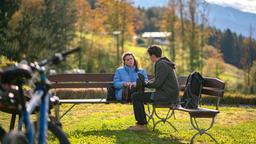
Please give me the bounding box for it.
[38,47,81,67]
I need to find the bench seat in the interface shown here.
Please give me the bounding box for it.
[59,98,109,104]
[177,106,219,118]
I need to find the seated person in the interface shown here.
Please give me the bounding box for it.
[128,45,179,131]
[113,52,148,101]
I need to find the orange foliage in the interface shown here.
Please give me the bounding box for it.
[75,0,106,33]
[203,46,225,77]
[96,0,139,37]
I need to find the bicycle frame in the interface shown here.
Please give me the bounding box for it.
[1,47,80,144]
[17,69,51,144]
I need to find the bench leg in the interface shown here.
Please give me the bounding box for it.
[147,104,177,131]
[60,104,76,119]
[190,116,218,144]
[146,104,156,128]
[54,104,60,121]
[153,107,177,131]
[9,113,16,131]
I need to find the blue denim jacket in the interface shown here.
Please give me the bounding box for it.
[113,65,148,100]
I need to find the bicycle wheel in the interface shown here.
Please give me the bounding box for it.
[0,126,6,142]
[34,121,70,144]
[2,130,28,144]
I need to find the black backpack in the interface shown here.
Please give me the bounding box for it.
[181,72,204,109]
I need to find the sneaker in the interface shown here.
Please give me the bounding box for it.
[127,124,148,131]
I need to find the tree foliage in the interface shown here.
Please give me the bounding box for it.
[0,0,77,62]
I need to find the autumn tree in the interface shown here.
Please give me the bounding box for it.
[198,0,209,73]
[188,0,199,71]
[240,26,255,93]
[161,0,177,62]
[203,46,224,78]
[97,0,139,64]
[177,0,187,74]
[250,61,256,93]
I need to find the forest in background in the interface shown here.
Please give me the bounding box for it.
[0,0,256,93]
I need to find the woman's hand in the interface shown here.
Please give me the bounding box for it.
[123,82,136,89]
[123,82,131,87]
[130,82,136,89]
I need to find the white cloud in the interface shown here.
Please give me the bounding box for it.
[205,0,256,14]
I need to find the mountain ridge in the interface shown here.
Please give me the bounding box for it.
[133,0,256,38]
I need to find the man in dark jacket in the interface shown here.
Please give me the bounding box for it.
[128,45,179,131]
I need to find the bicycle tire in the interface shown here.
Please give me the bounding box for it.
[2,130,28,144]
[0,126,6,142]
[34,121,70,144]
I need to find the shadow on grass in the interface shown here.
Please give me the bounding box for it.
[69,128,184,144]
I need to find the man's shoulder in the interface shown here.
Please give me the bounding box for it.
[156,60,167,67]
[157,59,175,69]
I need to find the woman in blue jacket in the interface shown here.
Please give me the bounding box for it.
[113,52,148,101]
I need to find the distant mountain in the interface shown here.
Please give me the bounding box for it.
[208,4,256,37]
[132,0,256,38]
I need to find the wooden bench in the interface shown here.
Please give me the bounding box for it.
[147,76,225,144]
[48,73,225,143]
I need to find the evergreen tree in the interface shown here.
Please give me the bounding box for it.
[220,29,237,66]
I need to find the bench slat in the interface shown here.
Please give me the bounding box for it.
[201,88,224,97]
[48,74,114,82]
[204,78,225,89]
[51,82,112,88]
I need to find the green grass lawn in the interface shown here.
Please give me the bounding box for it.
[1,104,256,144]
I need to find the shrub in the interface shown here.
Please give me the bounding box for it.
[0,56,15,68]
[202,92,256,105]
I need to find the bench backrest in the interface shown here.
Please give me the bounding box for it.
[48,73,155,89]
[48,74,225,107]
[49,74,225,95]
[48,74,114,88]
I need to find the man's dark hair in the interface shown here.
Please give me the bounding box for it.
[147,45,162,57]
